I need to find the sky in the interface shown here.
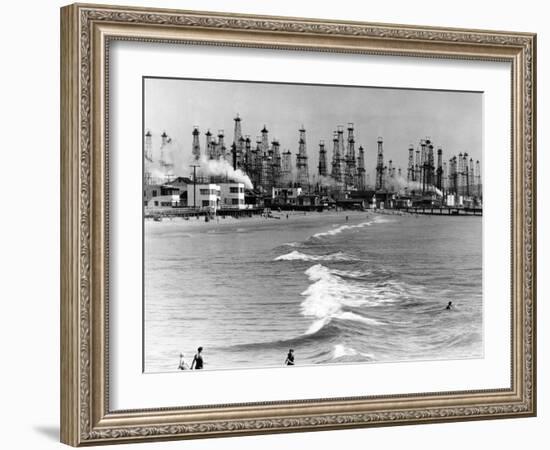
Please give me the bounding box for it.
[144,77,482,180]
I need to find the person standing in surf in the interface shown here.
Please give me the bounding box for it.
[284,349,295,366]
[177,353,190,370]
[191,346,204,370]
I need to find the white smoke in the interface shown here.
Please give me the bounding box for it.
[196,155,253,189]
[386,175,443,197]
[318,175,345,188]
[144,131,253,189]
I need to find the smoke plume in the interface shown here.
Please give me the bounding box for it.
[196,156,254,189]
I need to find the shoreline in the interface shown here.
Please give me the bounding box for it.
[144,209,384,231]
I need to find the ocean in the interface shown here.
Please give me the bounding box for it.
[144,211,483,372]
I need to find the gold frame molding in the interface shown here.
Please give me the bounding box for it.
[60,3,537,446]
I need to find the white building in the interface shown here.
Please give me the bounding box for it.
[146,194,180,209]
[144,184,181,208]
[219,182,246,209]
[187,183,221,211]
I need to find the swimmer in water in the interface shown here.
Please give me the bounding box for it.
[446,301,453,310]
[177,353,190,370]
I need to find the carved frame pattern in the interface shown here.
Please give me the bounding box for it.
[60,3,536,446]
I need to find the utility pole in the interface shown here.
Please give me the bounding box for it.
[189,164,200,209]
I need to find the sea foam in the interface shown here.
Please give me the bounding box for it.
[301,264,384,334]
[312,220,372,238]
[275,250,358,262]
[332,344,374,360]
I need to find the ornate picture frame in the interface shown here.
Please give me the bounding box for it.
[60,3,536,446]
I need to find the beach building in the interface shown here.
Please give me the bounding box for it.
[219,182,246,209]
[186,183,221,211]
[144,184,181,207]
[271,187,303,206]
[146,194,180,209]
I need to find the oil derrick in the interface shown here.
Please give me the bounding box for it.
[415,146,421,183]
[407,145,414,182]
[318,140,327,177]
[357,145,366,190]
[144,130,153,162]
[467,156,474,197]
[442,161,448,193]
[191,127,201,161]
[205,130,213,159]
[261,125,269,155]
[427,140,435,187]
[258,126,271,190]
[375,137,384,190]
[271,139,282,186]
[331,132,342,182]
[233,114,244,169]
[436,147,443,190]
[230,142,237,170]
[281,150,293,186]
[457,152,465,196]
[474,160,482,198]
[345,123,357,187]
[233,114,242,147]
[296,126,309,188]
[218,130,227,162]
[387,160,394,192]
[449,156,458,195]
[336,126,347,183]
[419,139,426,192]
[235,136,245,169]
[243,135,252,173]
[254,136,263,189]
[262,154,273,192]
[144,130,153,185]
[160,131,174,180]
[421,138,432,193]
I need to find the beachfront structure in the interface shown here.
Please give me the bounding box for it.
[271,187,303,206]
[219,182,246,209]
[146,194,180,209]
[144,184,182,207]
[187,183,221,211]
[270,187,321,208]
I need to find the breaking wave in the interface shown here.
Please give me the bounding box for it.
[274,251,359,262]
[301,264,386,334]
[312,220,373,238]
[333,344,374,360]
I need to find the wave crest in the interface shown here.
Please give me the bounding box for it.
[333,344,374,360]
[301,264,384,334]
[275,250,358,262]
[313,220,372,238]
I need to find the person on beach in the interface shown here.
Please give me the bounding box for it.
[446,301,453,310]
[191,346,204,370]
[177,353,190,370]
[284,349,295,366]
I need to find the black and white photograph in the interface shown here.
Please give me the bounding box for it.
[143,77,483,373]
